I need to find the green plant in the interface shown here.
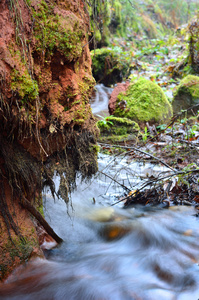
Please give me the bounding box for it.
[96,114,114,128]
[156,124,167,131]
[142,126,149,142]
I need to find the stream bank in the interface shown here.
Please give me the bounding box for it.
[0,0,98,280]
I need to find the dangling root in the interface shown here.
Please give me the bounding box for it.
[20,196,63,244]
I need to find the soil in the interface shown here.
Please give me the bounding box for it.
[0,0,98,280]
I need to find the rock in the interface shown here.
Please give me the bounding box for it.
[97,115,140,143]
[172,75,199,114]
[109,77,173,124]
[108,82,130,115]
[91,48,131,86]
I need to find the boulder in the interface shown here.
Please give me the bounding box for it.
[108,82,130,115]
[91,48,131,86]
[109,77,173,124]
[97,115,140,143]
[172,75,199,114]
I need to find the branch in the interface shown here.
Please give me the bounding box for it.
[111,168,199,206]
[98,142,177,172]
[99,170,131,192]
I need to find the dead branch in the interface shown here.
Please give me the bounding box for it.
[179,139,199,150]
[98,142,177,172]
[111,168,199,206]
[99,170,131,192]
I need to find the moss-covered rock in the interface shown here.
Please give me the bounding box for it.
[91,47,131,86]
[97,115,140,143]
[113,77,173,124]
[172,75,199,114]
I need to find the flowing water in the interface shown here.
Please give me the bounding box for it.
[90,84,113,115]
[1,88,199,299]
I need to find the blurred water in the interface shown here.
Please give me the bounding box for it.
[90,84,113,115]
[1,154,199,299]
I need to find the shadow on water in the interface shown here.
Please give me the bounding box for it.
[1,154,199,299]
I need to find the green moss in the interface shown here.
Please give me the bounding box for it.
[11,69,39,103]
[6,238,32,261]
[35,194,44,217]
[91,47,131,86]
[31,0,83,61]
[89,144,100,154]
[97,115,140,143]
[173,75,199,100]
[114,77,173,123]
[94,29,102,42]
[98,133,133,143]
[172,75,199,114]
[1,234,39,279]
[78,75,95,102]
[72,102,91,125]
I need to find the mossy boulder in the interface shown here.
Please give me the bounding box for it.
[113,77,173,124]
[97,115,140,143]
[172,75,199,114]
[91,47,131,86]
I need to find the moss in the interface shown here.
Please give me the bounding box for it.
[31,0,83,61]
[97,115,140,143]
[98,133,135,143]
[94,29,102,42]
[114,77,173,123]
[0,234,39,280]
[89,144,100,154]
[9,46,38,105]
[172,75,199,114]
[78,75,96,102]
[91,47,131,86]
[6,238,33,261]
[35,195,44,217]
[173,75,199,100]
[11,69,39,104]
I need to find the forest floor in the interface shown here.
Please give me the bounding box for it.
[98,33,199,210]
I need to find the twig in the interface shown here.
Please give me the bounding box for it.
[98,142,177,172]
[99,170,131,192]
[179,139,199,150]
[111,168,199,206]
[36,97,48,157]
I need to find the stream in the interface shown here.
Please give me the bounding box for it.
[90,84,113,115]
[1,87,199,299]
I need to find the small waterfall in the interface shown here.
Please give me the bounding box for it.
[90,84,113,115]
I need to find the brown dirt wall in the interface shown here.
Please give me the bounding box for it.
[0,0,98,280]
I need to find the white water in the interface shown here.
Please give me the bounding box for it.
[1,88,199,299]
[1,154,199,299]
[90,84,113,115]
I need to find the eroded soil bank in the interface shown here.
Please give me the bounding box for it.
[0,0,98,280]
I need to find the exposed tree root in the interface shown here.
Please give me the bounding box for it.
[20,196,63,244]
